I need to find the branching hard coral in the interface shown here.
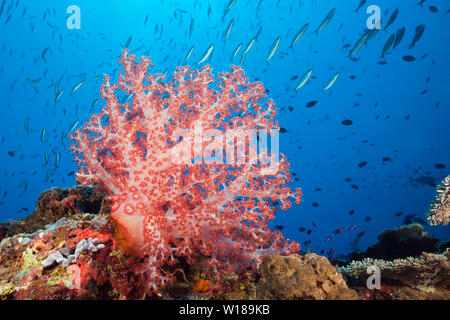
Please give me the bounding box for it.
[427,175,450,226]
[70,50,301,292]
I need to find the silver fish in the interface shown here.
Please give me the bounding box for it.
[196,44,214,65]
[185,45,195,63]
[232,42,242,60]
[290,23,309,48]
[225,19,234,41]
[243,37,256,55]
[322,72,339,91]
[349,32,369,57]
[71,80,84,95]
[69,120,79,133]
[40,128,46,142]
[314,8,335,35]
[239,53,246,66]
[55,152,60,168]
[266,36,280,62]
[55,89,64,103]
[295,69,312,91]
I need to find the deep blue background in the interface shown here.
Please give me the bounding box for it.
[0,0,449,258]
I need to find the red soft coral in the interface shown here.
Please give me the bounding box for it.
[70,49,301,292]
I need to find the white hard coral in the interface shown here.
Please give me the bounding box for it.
[427,175,450,226]
[41,238,105,268]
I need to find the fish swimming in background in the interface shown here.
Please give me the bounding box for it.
[313,8,335,35]
[26,78,39,94]
[402,55,415,62]
[239,53,246,66]
[383,9,399,32]
[295,69,312,91]
[41,46,50,61]
[349,32,369,57]
[353,0,367,13]
[68,120,79,134]
[413,0,426,7]
[365,27,379,43]
[409,24,425,49]
[40,128,46,143]
[381,34,395,58]
[90,99,100,112]
[403,214,417,225]
[24,117,30,134]
[123,35,132,48]
[187,18,194,37]
[231,42,242,60]
[356,231,366,238]
[55,89,64,103]
[185,45,195,63]
[196,44,214,65]
[322,72,339,91]
[55,152,60,168]
[71,80,84,95]
[243,37,256,55]
[289,23,309,49]
[266,36,280,62]
[207,4,212,18]
[224,0,237,14]
[393,27,406,49]
[305,100,318,108]
[412,176,436,187]
[427,5,437,13]
[224,18,234,41]
[92,73,106,81]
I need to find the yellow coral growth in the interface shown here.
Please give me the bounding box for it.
[0,281,15,299]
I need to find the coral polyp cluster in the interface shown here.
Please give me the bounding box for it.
[70,50,301,292]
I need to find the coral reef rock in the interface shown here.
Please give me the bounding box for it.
[339,251,450,300]
[256,253,359,300]
[349,224,440,261]
[8,184,109,236]
[1,184,448,300]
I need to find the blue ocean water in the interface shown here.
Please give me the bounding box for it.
[0,0,448,259]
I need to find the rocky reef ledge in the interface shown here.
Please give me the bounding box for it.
[0,185,448,300]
